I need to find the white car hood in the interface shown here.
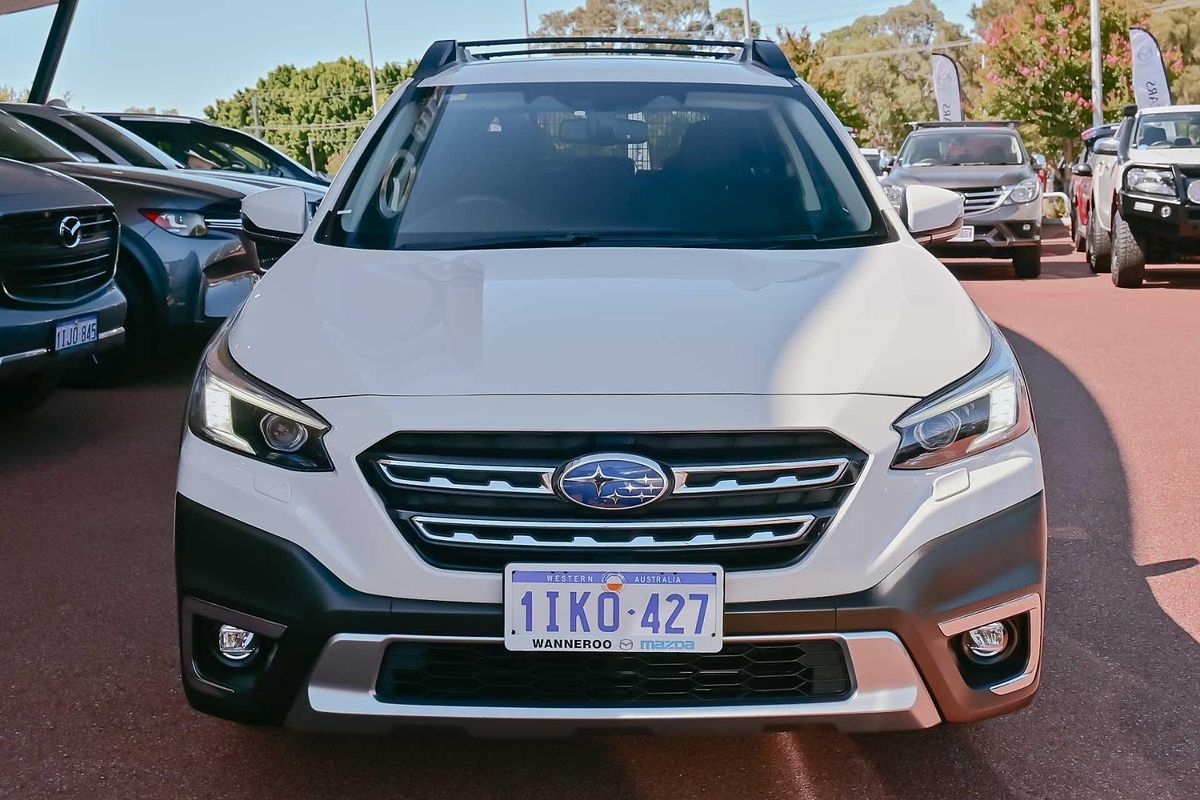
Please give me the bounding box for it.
[230,241,990,400]
[1127,148,1200,166]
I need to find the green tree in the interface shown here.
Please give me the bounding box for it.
[204,57,415,173]
[1151,7,1199,103]
[536,0,758,39]
[776,27,867,131]
[818,0,976,150]
[973,0,1180,159]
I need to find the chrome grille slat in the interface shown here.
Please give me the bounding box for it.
[410,513,816,549]
[375,455,850,497]
[957,186,1004,216]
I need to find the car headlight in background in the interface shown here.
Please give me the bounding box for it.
[1004,178,1041,205]
[188,323,333,471]
[1186,179,1200,204]
[142,209,209,237]
[1125,167,1176,197]
[882,184,904,209]
[892,320,1032,469]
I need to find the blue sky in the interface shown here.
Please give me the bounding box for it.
[0,0,974,116]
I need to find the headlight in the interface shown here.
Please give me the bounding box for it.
[187,323,333,471]
[1004,178,1041,205]
[882,184,904,209]
[1125,167,1176,197]
[892,319,1032,469]
[1186,179,1200,204]
[142,209,209,237]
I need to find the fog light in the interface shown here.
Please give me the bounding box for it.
[1021,223,1031,232]
[961,621,1010,661]
[217,625,258,661]
[1188,181,1200,204]
[260,413,308,452]
[1160,205,1172,218]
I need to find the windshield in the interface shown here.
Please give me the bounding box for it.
[899,130,1025,166]
[0,112,74,163]
[67,113,178,168]
[1134,112,1200,150]
[323,82,887,251]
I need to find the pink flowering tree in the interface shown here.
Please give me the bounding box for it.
[976,0,1180,159]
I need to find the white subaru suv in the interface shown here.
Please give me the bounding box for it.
[175,37,1046,734]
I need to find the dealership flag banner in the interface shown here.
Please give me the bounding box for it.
[1130,27,1173,109]
[931,54,963,122]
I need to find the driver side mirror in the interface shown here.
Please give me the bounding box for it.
[901,185,964,245]
[1094,137,1119,157]
[241,186,310,256]
[1031,153,1048,170]
[1072,162,1093,177]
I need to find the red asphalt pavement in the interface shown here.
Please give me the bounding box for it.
[1,229,1198,799]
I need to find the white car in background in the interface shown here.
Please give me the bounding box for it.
[173,36,1046,735]
[1087,103,1200,286]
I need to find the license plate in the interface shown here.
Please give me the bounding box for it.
[54,316,98,352]
[949,225,975,243]
[504,564,724,653]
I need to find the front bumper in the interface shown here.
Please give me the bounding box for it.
[176,491,1046,734]
[927,198,1042,258]
[1119,192,1200,253]
[0,284,126,380]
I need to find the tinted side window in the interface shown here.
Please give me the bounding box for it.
[12,113,105,162]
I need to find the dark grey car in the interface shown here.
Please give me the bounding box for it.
[0,110,277,371]
[882,122,1044,278]
[3,103,329,198]
[0,156,125,415]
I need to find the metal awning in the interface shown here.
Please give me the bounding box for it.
[0,1,57,14]
[0,0,76,103]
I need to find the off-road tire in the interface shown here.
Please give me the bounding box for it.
[1086,207,1110,273]
[1110,209,1147,288]
[1013,247,1042,279]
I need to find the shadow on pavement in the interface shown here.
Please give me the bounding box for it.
[813,327,1200,799]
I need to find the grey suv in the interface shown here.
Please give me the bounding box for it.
[0,157,125,415]
[883,122,1044,278]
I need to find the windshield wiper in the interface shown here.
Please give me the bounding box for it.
[398,233,602,251]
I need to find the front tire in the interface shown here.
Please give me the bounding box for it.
[70,260,157,385]
[1110,209,1146,288]
[1087,208,1110,273]
[1013,248,1042,279]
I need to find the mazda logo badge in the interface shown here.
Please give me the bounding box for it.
[58,216,83,249]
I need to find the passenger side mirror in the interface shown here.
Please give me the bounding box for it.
[1031,153,1047,170]
[1094,137,1119,157]
[1072,162,1093,177]
[902,185,964,245]
[241,186,310,249]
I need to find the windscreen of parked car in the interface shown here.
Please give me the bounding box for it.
[899,130,1025,167]
[323,82,888,250]
[1133,111,1200,149]
[0,112,75,163]
[66,113,179,169]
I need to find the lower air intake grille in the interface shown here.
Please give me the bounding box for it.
[375,639,852,707]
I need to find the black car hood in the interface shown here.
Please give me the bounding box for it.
[0,157,110,215]
[886,164,1034,189]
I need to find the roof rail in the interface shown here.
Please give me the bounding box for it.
[410,37,797,81]
[907,120,1023,130]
